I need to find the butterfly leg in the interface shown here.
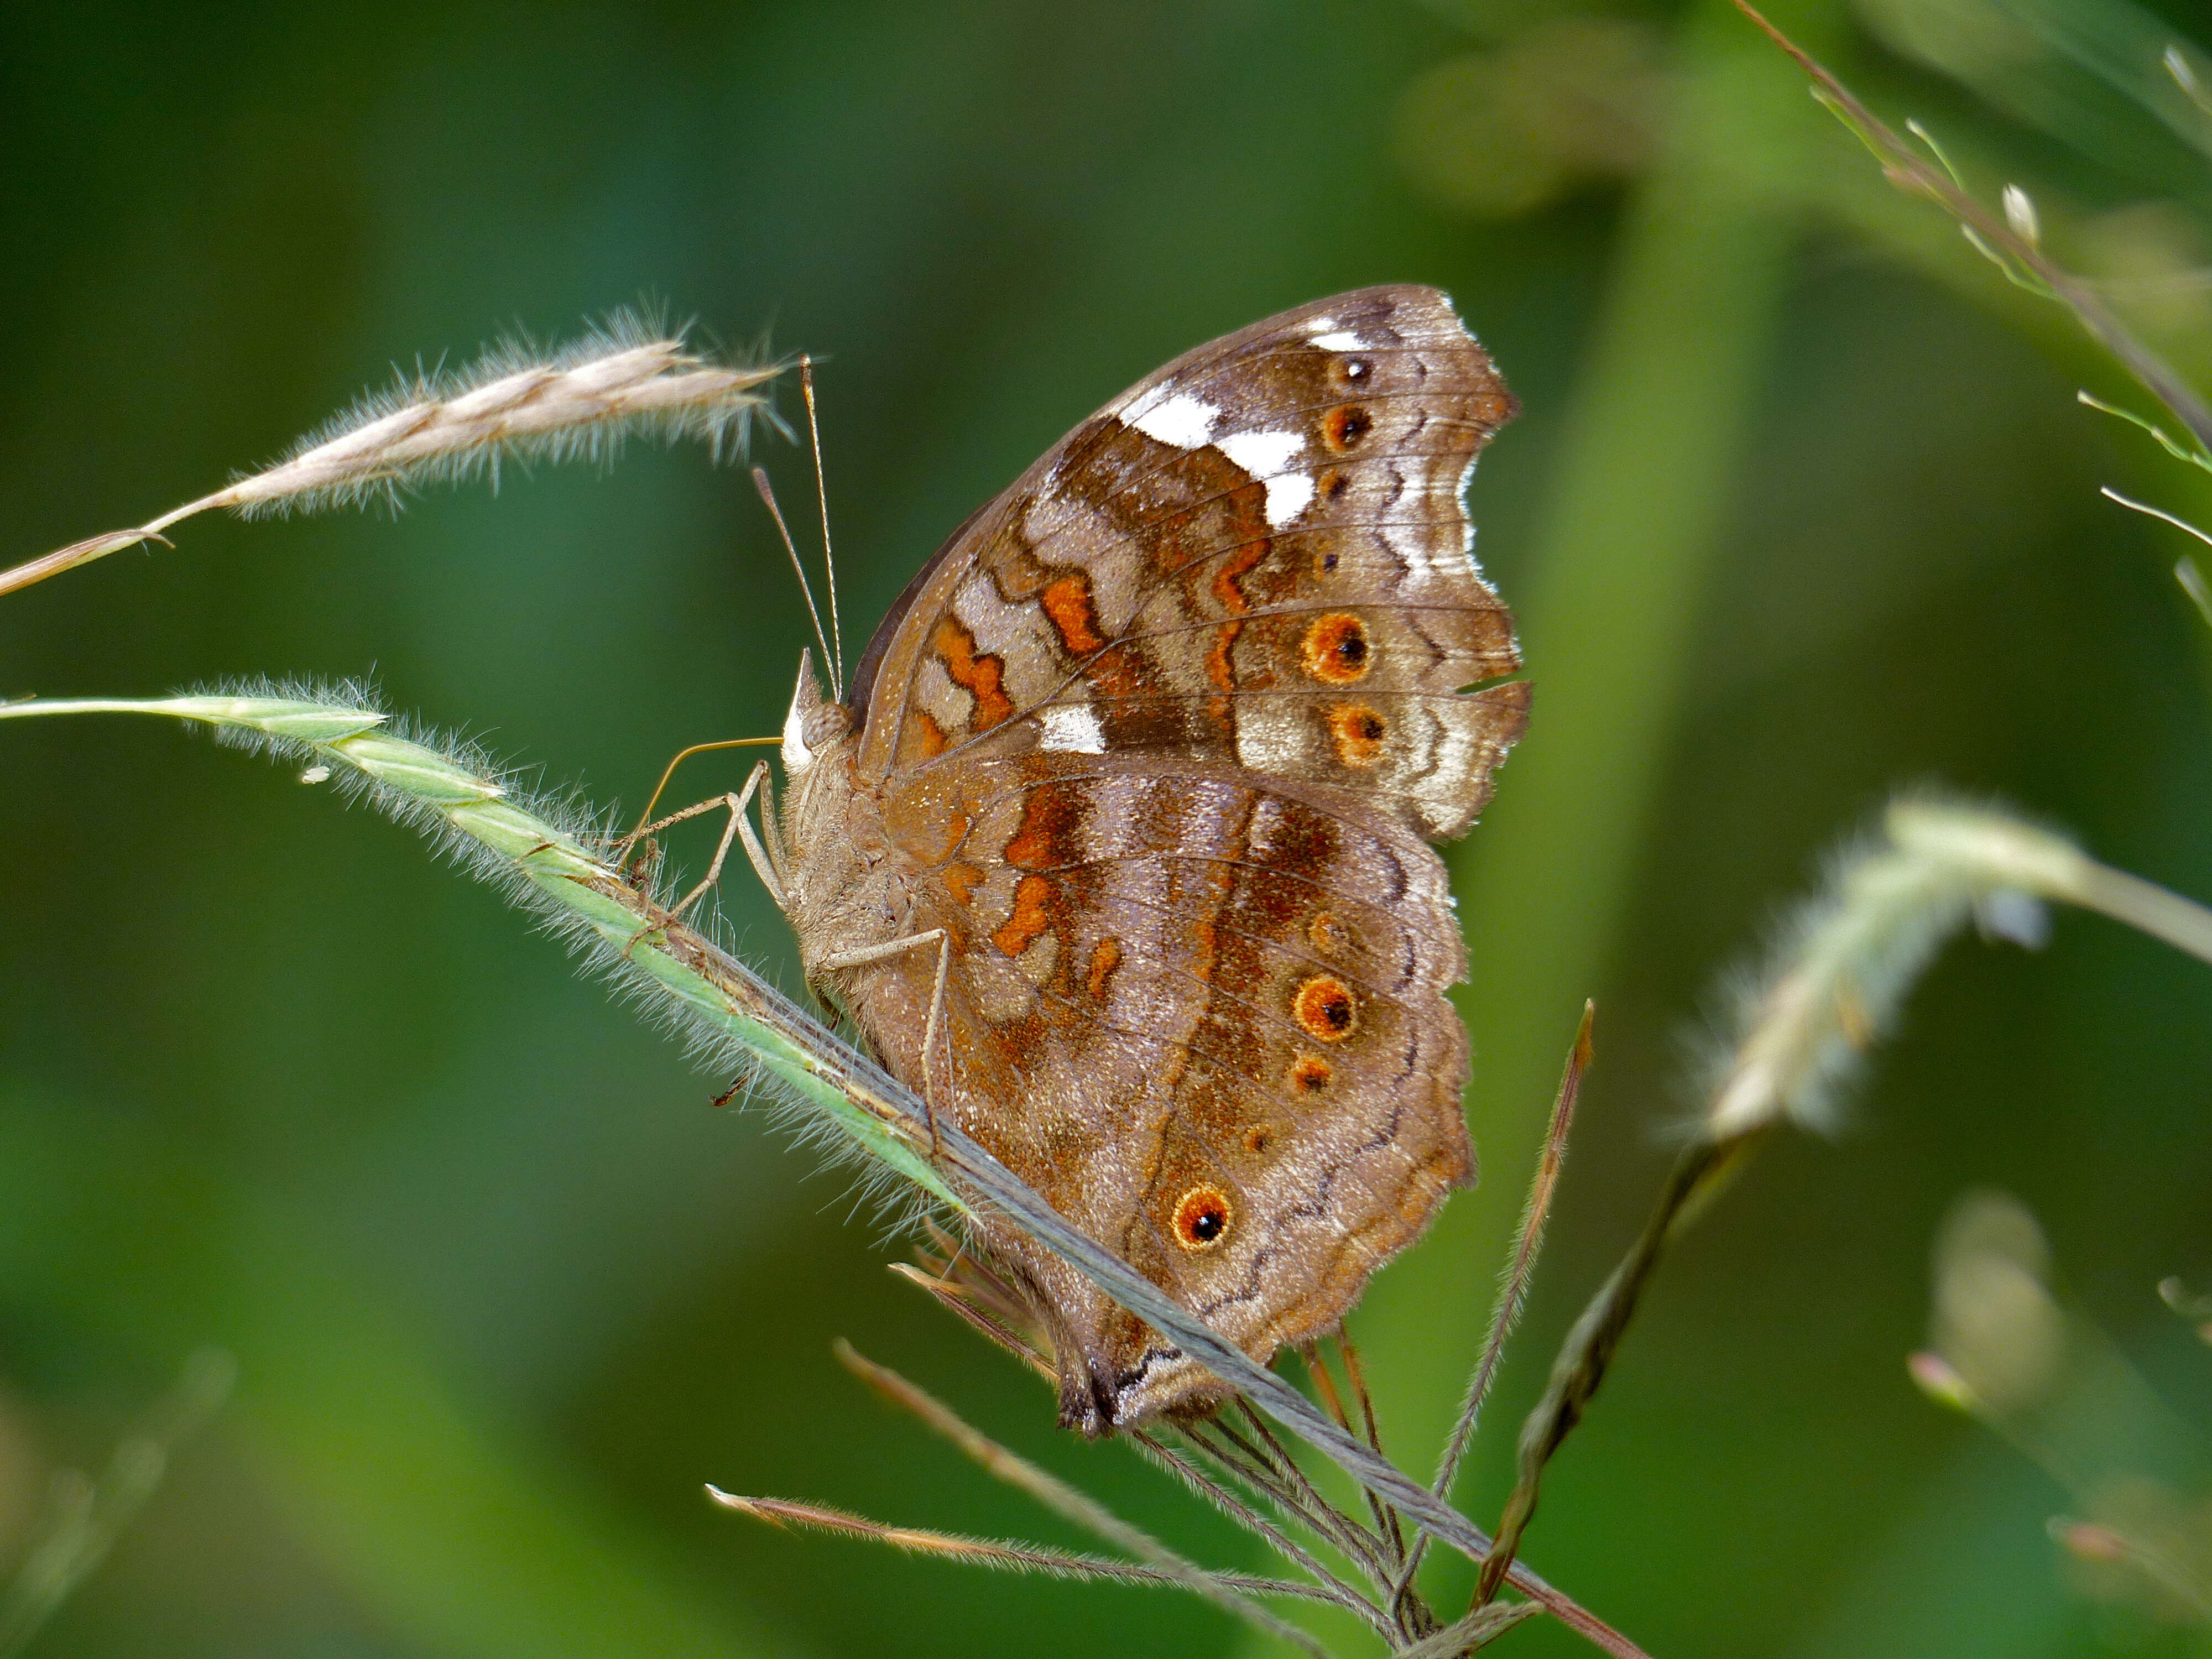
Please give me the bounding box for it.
[616,763,787,958]
[818,927,951,1161]
[617,760,785,911]
[665,761,786,919]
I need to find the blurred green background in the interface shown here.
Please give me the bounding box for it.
[4,0,2212,1653]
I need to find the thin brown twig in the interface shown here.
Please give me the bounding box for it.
[1237,1401,1395,1587]
[885,1262,1057,1385]
[1199,1414,1381,1575]
[1395,1003,1593,1606]
[1338,1337,1407,1561]
[703,1491,1338,1603]
[1477,1136,1755,1606]
[832,1342,1337,1653]
[1302,1342,1410,1564]
[1129,1431,1385,1633]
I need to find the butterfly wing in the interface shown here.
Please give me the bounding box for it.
[905,750,1477,1427]
[841,286,1522,1425]
[848,283,1527,837]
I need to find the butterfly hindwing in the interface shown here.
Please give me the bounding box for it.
[867,751,1474,1399]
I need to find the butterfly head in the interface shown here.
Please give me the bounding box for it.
[780,649,851,777]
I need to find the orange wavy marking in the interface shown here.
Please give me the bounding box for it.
[942,861,984,907]
[1004,786,1072,870]
[1210,536,1269,615]
[1088,641,1143,697]
[932,615,1014,730]
[1205,618,1241,694]
[911,710,949,758]
[1190,918,1218,985]
[992,873,1053,957]
[1039,573,1106,656]
[1086,937,1122,998]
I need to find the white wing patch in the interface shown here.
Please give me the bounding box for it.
[1215,429,1313,529]
[1037,702,1106,753]
[1124,390,1219,450]
[1259,471,1316,528]
[1309,330,1366,350]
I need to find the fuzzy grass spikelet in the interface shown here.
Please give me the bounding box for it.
[0,312,783,598]
[0,682,953,1214]
[1469,794,2212,1608]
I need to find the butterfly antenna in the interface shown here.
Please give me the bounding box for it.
[800,356,844,697]
[752,466,837,687]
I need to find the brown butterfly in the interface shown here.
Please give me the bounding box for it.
[752,285,1524,1433]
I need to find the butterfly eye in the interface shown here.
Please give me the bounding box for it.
[1172,1186,1234,1251]
[1293,976,1358,1042]
[1322,404,1374,452]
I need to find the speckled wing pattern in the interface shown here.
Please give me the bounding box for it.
[849,285,1524,1425]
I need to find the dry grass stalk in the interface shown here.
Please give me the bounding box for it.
[702,1491,1333,1603]
[825,1341,1336,1656]
[1732,1,2212,452]
[0,313,781,598]
[1473,798,2212,1606]
[1390,1003,1590,1606]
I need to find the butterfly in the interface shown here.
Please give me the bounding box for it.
[753,285,1524,1432]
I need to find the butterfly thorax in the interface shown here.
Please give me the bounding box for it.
[775,666,911,1010]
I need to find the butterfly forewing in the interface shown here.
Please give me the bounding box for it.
[853,285,1524,815]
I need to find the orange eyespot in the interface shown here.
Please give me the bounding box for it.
[1317,466,1352,504]
[1293,977,1357,1042]
[1308,912,1348,955]
[1300,614,1372,685]
[1328,703,1387,766]
[1244,1123,1280,1155]
[1322,404,1374,452]
[1172,1186,1234,1251]
[1287,1053,1334,1094]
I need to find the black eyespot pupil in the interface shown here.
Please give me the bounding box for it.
[1322,552,1340,570]
[1190,1208,1223,1241]
[1337,633,1365,663]
[1358,714,1384,740]
[1324,997,1350,1030]
[1344,358,1370,379]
